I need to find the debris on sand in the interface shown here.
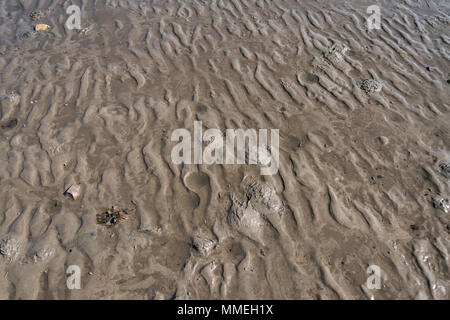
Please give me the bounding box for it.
[79,26,94,36]
[245,181,284,216]
[323,43,348,65]
[65,184,81,200]
[96,207,132,226]
[359,79,383,93]
[0,234,23,261]
[35,24,51,32]
[192,231,216,257]
[30,10,45,21]
[28,244,55,262]
[313,42,349,73]
[0,92,20,121]
[439,163,450,179]
[227,192,274,246]
[432,196,449,213]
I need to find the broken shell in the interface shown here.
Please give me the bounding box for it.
[65,184,81,200]
[35,24,51,32]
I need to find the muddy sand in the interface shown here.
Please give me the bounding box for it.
[0,0,449,299]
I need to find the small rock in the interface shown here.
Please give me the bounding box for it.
[376,136,389,145]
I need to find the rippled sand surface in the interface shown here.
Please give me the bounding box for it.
[0,0,449,299]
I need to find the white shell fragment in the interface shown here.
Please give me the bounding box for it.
[65,184,81,200]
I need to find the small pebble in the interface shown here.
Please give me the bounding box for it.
[376,136,389,145]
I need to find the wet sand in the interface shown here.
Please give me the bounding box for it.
[0,0,449,299]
